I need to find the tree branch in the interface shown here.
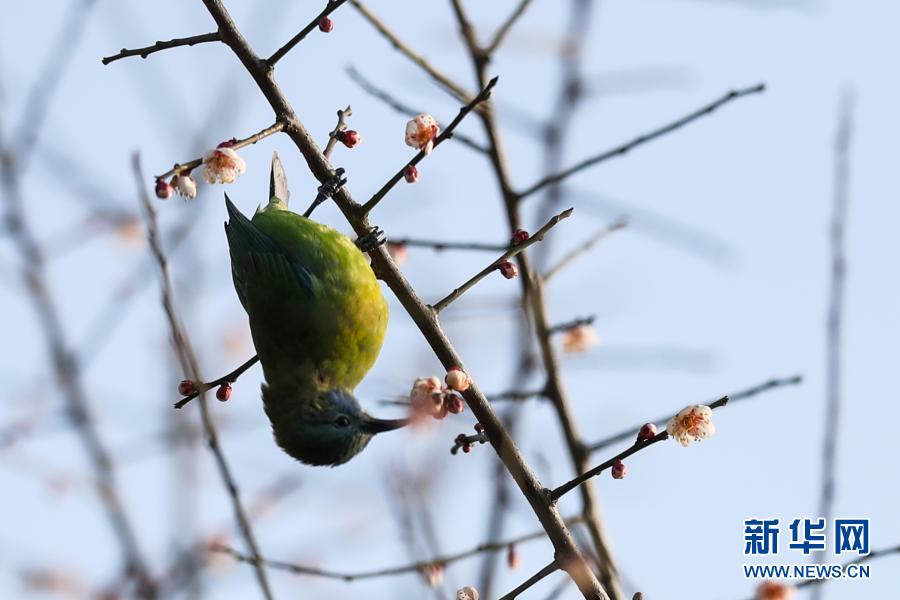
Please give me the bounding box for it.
[432,208,573,313]
[387,238,508,253]
[542,219,627,282]
[498,560,558,600]
[154,121,284,180]
[102,32,221,65]
[360,76,497,215]
[173,354,260,409]
[552,396,741,501]
[266,0,349,66]
[518,83,766,199]
[215,516,585,582]
[485,0,535,55]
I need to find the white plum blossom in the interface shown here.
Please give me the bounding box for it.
[666,404,716,446]
[456,586,480,600]
[174,174,197,199]
[202,146,247,184]
[405,113,440,154]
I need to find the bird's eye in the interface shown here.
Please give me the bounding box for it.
[335,415,351,428]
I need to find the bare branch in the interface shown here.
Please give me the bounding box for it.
[132,155,274,600]
[349,0,475,105]
[102,32,221,65]
[498,560,558,600]
[267,0,349,66]
[519,83,767,199]
[433,208,573,314]
[387,238,508,253]
[214,516,584,581]
[360,76,498,215]
[154,121,285,181]
[485,0,535,55]
[542,219,627,282]
[813,90,854,600]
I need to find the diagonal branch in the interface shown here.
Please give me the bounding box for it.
[485,0,535,55]
[132,155,274,600]
[518,83,766,199]
[360,76,498,214]
[387,238,508,253]
[155,121,284,180]
[498,560,558,600]
[267,0,349,66]
[542,218,627,282]
[433,208,573,313]
[102,32,221,65]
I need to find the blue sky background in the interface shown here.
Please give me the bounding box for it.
[1,0,897,598]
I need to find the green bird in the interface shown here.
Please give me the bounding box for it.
[224,153,406,467]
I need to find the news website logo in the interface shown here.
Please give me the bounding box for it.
[742,518,870,581]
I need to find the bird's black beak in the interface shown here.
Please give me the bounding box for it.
[361,414,409,434]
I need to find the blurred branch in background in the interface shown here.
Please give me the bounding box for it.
[811,89,854,600]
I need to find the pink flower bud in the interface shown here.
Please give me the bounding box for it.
[498,260,518,279]
[178,380,197,396]
[405,113,439,154]
[637,423,658,442]
[216,383,232,402]
[506,544,520,570]
[155,178,173,200]
[611,459,627,479]
[337,130,362,148]
[511,229,529,245]
[445,367,470,392]
[462,443,472,453]
[318,16,334,33]
[474,422,484,433]
[445,394,465,414]
[404,164,419,183]
[216,139,236,149]
[422,564,443,588]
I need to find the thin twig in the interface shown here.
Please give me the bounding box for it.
[346,66,488,154]
[132,155,274,600]
[323,105,351,160]
[812,90,854,600]
[217,517,584,582]
[518,83,767,199]
[498,561,559,600]
[548,316,595,336]
[154,121,284,181]
[388,238,508,252]
[433,208,573,313]
[102,33,221,65]
[542,219,627,282]
[267,0,349,66]
[485,0,535,55]
[173,355,260,409]
[552,396,739,501]
[796,544,900,591]
[198,2,603,597]
[587,375,802,453]
[360,76,498,215]
[349,0,475,105]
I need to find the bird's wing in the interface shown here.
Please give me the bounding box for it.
[269,151,290,206]
[225,194,314,305]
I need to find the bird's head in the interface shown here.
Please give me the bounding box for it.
[262,385,408,467]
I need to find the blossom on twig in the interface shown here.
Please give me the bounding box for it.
[202,145,247,184]
[405,113,440,154]
[666,404,716,446]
